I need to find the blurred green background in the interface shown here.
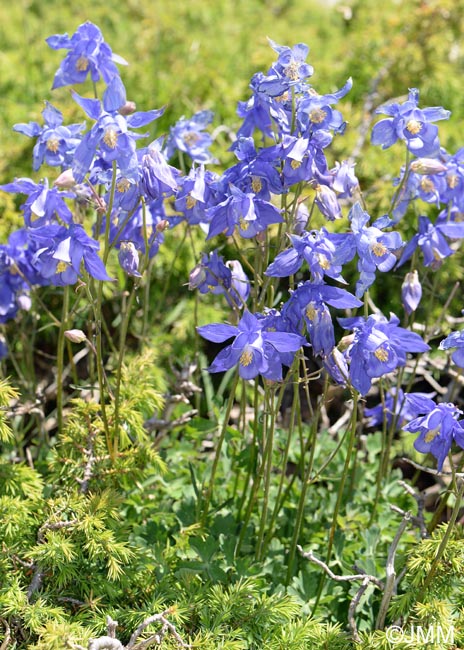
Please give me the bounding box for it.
[1,0,464,329]
[1,0,463,189]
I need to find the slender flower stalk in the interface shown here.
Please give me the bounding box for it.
[201,372,240,526]
[255,384,277,561]
[312,392,359,614]
[56,285,70,433]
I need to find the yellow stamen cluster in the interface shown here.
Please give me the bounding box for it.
[424,428,440,443]
[420,178,435,193]
[371,242,388,257]
[46,137,60,153]
[317,254,330,270]
[284,62,300,81]
[275,91,289,103]
[309,108,327,124]
[251,176,262,193]
[76,56,89,72]
[56,261,69,274]
[103,128,118,149]
[447,174,459,189]
[183,132,200,146]
[405,119,422,135]
[239,217,250,231]
[240,349,253,367]
[186,195,197,210]
[305,304,317,321]
[374,347,389,362]
[116,178,131,193]
[290,159,301,170]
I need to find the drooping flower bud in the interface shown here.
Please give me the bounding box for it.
[314,183,341,221]
[293,203,309,235]
[401,270,422,315]
[118,100,137,116]
[118,241,141,277]
[410,158,447,175]
[226,259,250,306]
[54,169,76,189]
[64,329,87,343]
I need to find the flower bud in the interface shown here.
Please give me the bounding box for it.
[54,169,76,189]
[410,158,447,175]
[118,100,137,116]
[188,263,206,290]
[314,183,341,221]
[118,241,142,277]
[64,329,87,343]
[16,294,31,311]
[156,219,169,232]
[401,270,422,315]
[293,203,309,235]
[226,259,250,305]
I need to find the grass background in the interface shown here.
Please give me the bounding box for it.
[1,0,463,187]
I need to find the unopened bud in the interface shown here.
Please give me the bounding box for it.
[118,241,141,277]
[156,219,169,232]
[338,333,354,351]
[188,263,206,290]
[118,100,137,116]
[410,158,447,175]
[64,329,87,343]
[54,169,76,189]
[401,270,422,315]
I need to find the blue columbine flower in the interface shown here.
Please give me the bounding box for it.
[0,232,34,324]
[331,160,359,199]
[439,330,464,368]
[403,400,464,471]
[365,387,434,431]
[107,199,167,260]
[71,77,165,183]
[398,215,464,269]
[282,282,362,356]
[164,110,215,164]
[189,251,249,308]
[256,40,314,98]
[140,139,180,201]
[30,223,112,286]
[223,138,283,199]
[0,178,74,228]
[13,102,85,171]
[265,228,354,283]
[349,202,403,298]
[174,165,219,226]
[46,21,128,89]
[371,88,450,157]
[297,78,352,137]
[339,313,430,396]
[198,310,304,380]
[236,72,284,140]
[206,184,283,240]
